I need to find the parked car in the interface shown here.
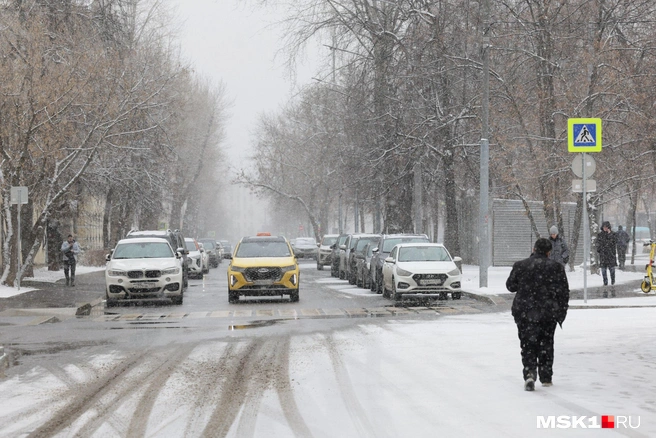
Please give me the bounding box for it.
[339,233,379,281]
[317,234,339,270]
[219,240,233,259]
[125,229,189,287]
[382,243,462,301]
[292,237,319,259]
[198,238,221,268]
[371,234,431,294]
[198,242,210,274]
[185,238,205,279]
[346,234,380,284]
[105,237,185,306]
[330,234,349,277]
[227,235,300,303]
[355,242,375,289]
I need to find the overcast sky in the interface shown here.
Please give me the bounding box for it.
[168,0,319,162]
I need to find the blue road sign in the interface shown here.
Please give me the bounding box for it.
[568,118,602,152]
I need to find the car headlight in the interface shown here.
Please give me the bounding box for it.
[281,264,297,272]
[107,269,127,277]
[396,267,413,277]
[162,267,180,275]
[448,268,461,276]
[230,266,245,272]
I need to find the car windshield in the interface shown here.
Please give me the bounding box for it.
[185,240,198,251]
[382,237,429,252]
[322,236,337,246]
[199,240,215,249]
[112,242,174,259]
[295,238,316,246]
[398,246,451,262]
[236,241,291,257]
[355,237,378,252]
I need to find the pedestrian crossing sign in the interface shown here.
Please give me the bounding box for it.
[568,118,602,152]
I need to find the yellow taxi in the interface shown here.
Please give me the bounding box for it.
[227,235,300,303]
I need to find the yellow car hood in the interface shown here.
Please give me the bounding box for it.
[231,256,296,268]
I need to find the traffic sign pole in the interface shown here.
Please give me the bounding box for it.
[582,153,588,303]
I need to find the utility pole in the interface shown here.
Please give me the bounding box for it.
[479,0,491,287]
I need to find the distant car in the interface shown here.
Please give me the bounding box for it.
[292,237,319,259]
[317,234,339,270]
[371,234,431,294]
[330,234,349,277]
[198,238,221,268]
[227,235,300,303]
[198,242,210,274]
[219,240,233,259]
[105,237,185,306]
[185,238,204,279]
[382,243,462,301]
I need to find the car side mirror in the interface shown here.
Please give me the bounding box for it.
[340,244,346,250]
[385,257,395,263]
[105,254,111,262]
[372,248,379,253]
[176,251,183,259]
[453,256,462,262]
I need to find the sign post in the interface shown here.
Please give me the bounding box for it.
[10,187,28,290]
[568,118,602,303]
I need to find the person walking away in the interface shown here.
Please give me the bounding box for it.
[61,234,80,286]
[548,226,570,268]
[506,238,570,391]
[615,225,630,270]
[595,221,618,297]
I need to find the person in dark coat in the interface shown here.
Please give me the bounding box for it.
[615,225,630,270]
[595,221,617,295]
[506,238,570,391]
[548,225,569,267]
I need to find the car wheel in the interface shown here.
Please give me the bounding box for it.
[452,291,462,300]
[317,262,323,271]
[439,292,448,300]
[290,289,300,302]
[228,290,239,303]
[348,271,356,285]
[171,294,183,305]
[356,273,362,288]
[105,296,118,308]
[339,269,345,280]
[382,281,390,299]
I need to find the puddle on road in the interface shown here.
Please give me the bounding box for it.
[229,320,281,330]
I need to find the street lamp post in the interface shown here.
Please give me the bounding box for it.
[479,0,491,287]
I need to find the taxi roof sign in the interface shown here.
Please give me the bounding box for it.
[568,118,602,152]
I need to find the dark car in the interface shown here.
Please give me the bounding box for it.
[346,234,380,284]
[330,234,349,277]
[370,234,431,294]
[355,242,376,289]
[198,238,220,268]
[125,229,189,287]
[219,240,233,259]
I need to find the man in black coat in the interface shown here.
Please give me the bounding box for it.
[506,238,570,391]
[595,221,617,296]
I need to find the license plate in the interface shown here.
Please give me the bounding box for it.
[253,279,274,286]
[131,283,154,290]
[420,279,443,285]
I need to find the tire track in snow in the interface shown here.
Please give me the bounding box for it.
[324,333,378,438]
[200,339,265,437]
[272,337,314,438]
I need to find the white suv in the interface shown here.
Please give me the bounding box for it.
[105,238,185,306]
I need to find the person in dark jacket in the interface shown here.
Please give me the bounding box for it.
[615,225,630,270]
[548,225,569,267]
[506,238,570,391]
[595,221,617,296]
